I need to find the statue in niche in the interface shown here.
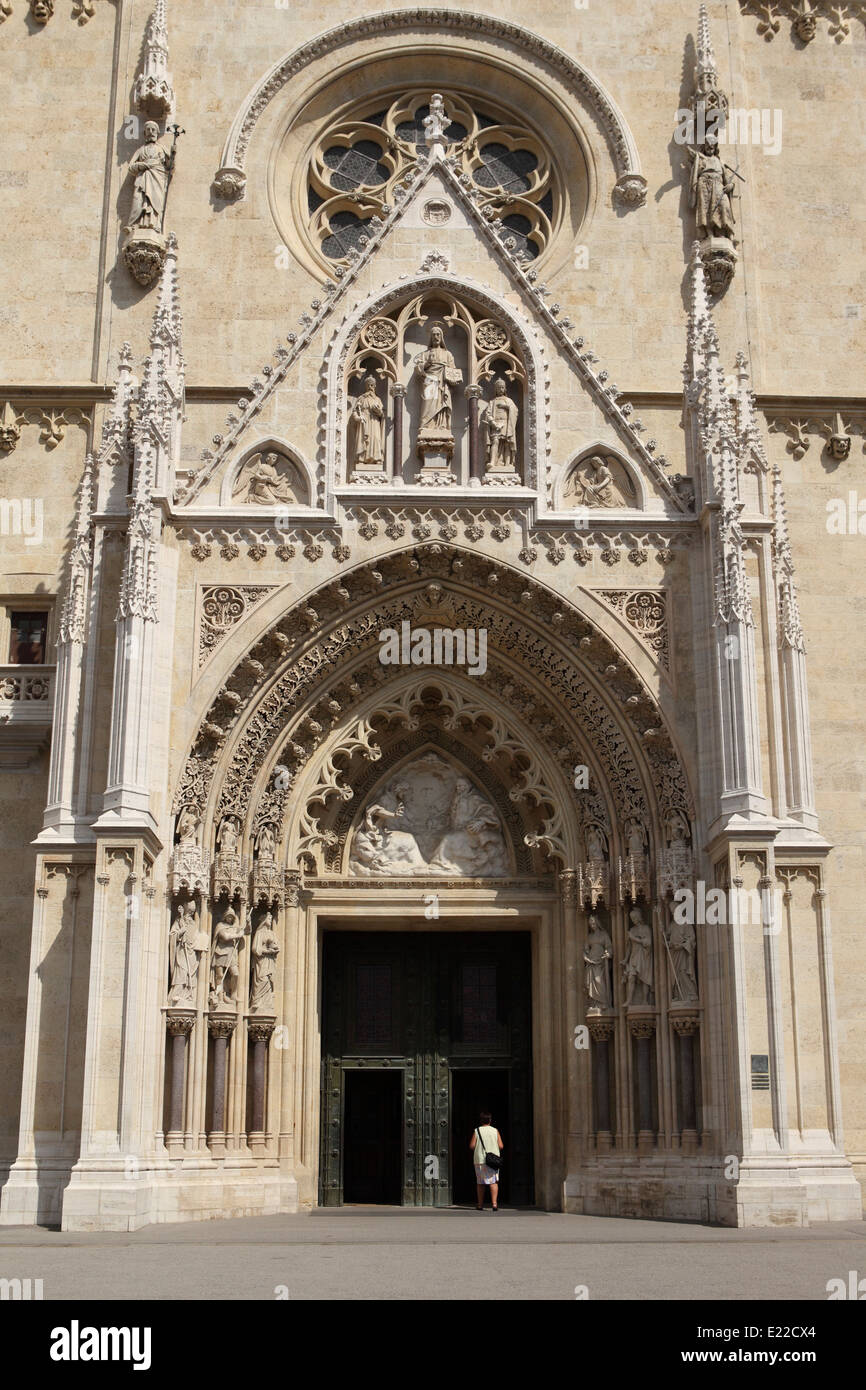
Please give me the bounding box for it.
[414,326,462,439]
[126,122,171,232]
[481,378,519,476]
[176,805,201,846]
[256,823,277,863]
[573,455,616,508]
[250,911,280,1014]
[209,907,246,1008]
[664,918,698,1003]
[349,376,386,470]
[349,754,509,878]
[584,913,614,1010]
[219,816,240,856]
[688,130,736,242]
[585,825,606,862]
[622,905,655,1006]
[232,451,300,506]
[625,819,646,859]
[168,900,208,1007]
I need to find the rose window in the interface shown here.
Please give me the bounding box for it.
[307,90,555,268]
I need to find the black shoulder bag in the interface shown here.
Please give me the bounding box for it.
[475,1126,501,1172]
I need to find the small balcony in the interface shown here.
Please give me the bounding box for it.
[0,664,54,769]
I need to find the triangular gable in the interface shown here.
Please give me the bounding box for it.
[181,153,686,511]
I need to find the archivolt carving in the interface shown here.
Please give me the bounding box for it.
[173,547,693,862]
[214,9,644,199]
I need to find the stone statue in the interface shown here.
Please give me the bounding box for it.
[423,93,450,147]
[584,913,614,1010]
[176,806,200,846]
[481,378,519,474]
[219,816,240,855]
[249,912,280,1014]
[127,121,171,232]
[209,907,246,1008]
[349,376,386,469]
[257,823,277,862]
[625,820,645,858]
[574,455,616,507]
[349,754,509,878]
[665,919,698,1003]
[414,326,462,437]
[232,451,298,506]
[585,825,606,862]
[168,901,207,1007]
[623,905,654,1006]
[688,131,736,241]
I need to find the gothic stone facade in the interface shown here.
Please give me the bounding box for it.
[0,0,863,1230]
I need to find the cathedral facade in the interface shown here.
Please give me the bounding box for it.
[0,0,863,1231]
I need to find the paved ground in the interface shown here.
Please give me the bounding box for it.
[1,1208,864,1300]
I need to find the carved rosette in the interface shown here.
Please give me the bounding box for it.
[587,1017,616,1044]
[213,166,246,201]
[170,846,210,896]
[614,173,648,207]
[618,853,650,904]
[165,1009,196,1038]
[212,852,249,903]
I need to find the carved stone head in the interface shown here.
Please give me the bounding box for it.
[30,0,54,21]
[0,403,20,455]
[493,377,507,396]
[429,326,444,348]
[828,434,851,462]
[363,375,377,393]
[143,121,161,144]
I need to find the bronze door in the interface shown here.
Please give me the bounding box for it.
[319,931,533,1206]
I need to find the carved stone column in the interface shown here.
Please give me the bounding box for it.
[628,1011,657,1152]
[588,1018,616,1152]
[465,384,483,483]
[207,1012,238,1156]
[671,1011,700,1153]
[165,1011,195,1156]
[278,869,301,1162]
[391,382,406,482]
[248,1016,276,1154]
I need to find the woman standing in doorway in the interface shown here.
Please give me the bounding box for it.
[471,1110,504,1211]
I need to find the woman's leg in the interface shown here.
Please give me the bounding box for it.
[490,1180,499,1210]
[476,1182,485,1210]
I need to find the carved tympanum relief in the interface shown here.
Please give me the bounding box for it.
[307,88,555,268]
[563,452,636,509]
[348,752,511,877]
[346,293,525,486]
[231,450,308,506]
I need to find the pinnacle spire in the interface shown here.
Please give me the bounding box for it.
[134,0,175,119]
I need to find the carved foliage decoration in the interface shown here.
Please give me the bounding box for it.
[596,590,669,669]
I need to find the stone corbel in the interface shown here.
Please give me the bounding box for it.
[170,845,209,896]
[578,858,609,909]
